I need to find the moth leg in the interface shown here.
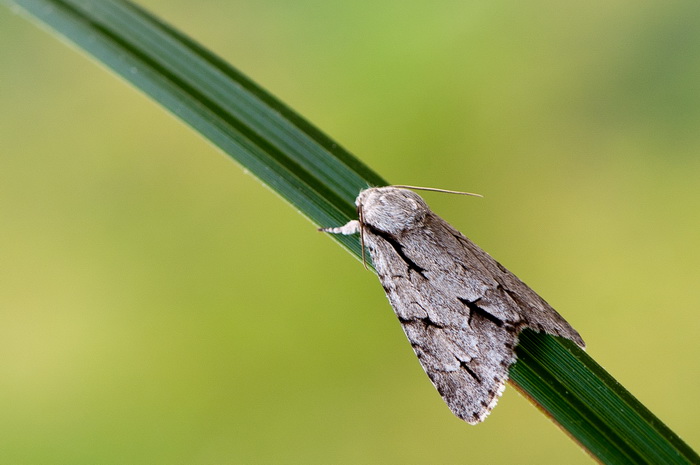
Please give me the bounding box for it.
[319,220,360,235]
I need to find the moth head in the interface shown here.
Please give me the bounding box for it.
[356,187,429,234]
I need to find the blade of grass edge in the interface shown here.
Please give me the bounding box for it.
[5,1,699,464]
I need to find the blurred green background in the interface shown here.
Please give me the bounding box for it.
[2,1,699,463]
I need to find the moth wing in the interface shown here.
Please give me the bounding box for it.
[365,224,519,424]
[364,211,583,422]
[398,304,518,424]
[428,215,586,348]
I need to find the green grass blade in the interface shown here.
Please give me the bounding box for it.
[513,331,698,464]
[6,1,699,463]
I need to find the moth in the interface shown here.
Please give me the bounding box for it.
[321,186,585,424]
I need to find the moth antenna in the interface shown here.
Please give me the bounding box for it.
[358,206,368,270]
[391,185,483,197]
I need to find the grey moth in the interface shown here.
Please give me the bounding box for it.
[321,186,584,424]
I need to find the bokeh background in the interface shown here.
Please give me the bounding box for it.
[2,1,699,463]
